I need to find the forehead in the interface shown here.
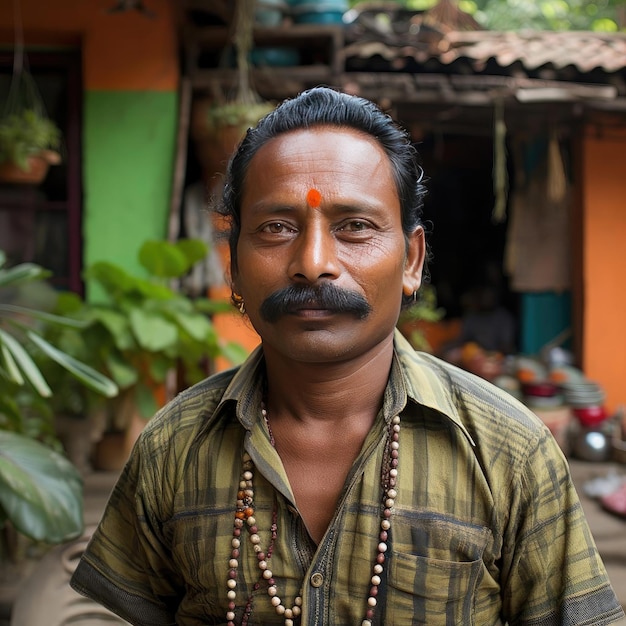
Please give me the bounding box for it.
[241,126,398,207]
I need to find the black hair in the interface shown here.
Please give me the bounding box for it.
[217,86,428,292]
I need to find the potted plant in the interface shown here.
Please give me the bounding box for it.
[0,108,62,185]
[0,250,118,566]
[46,238,248,469]
[191,0,274,180]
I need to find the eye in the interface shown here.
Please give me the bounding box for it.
[338,220,371,232]
[261,222,293,234]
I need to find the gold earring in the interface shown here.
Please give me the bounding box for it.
[231,292,246,315]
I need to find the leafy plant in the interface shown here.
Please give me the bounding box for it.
[48,239,248,430]
[204,101,275,136]
[0,251,118,551]
[0,108,62,170]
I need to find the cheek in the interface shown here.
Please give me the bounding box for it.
[235,249,284,298]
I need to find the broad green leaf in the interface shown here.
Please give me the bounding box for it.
[168,308,213,341]
[176,238,209,266]
[0,328,51,396]
[87,307,134,350]
[129,309,178,352]
[27,332,119,398]
[0,431,83,543]
[220,341,250,366]
[134,278,176,300]
[84,261,135,296]
[104,352,139,389]
[139,240,189,278]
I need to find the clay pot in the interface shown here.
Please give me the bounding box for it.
[0,150,61,185]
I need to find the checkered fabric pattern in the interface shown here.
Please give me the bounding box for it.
[71,331,624,626]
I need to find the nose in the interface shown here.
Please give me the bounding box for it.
[288,224,340,284]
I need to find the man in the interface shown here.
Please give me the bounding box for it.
[71,87,624,625]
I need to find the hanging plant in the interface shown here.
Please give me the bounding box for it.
[0,10,63,185]
[193,0,274,152]
[0,109,61,176]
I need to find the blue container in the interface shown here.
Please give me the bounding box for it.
[255,0,288,26]
[291,2,347,24]
[251,47,302,67]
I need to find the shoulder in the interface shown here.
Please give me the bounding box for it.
[133,367,240,470]
[395,331,555,469]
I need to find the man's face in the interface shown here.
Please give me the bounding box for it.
[233,126,425,365]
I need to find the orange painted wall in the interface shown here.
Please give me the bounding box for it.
[582,125,626,414]
[0,0,177,91]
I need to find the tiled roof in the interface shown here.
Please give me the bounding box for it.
[344,6,626,76]
[439,31,626,74]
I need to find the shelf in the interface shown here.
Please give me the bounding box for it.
[184,23,346,83]
[190,65,340,100]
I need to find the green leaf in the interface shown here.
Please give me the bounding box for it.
[220,341,250,367]
[0,328,52,396]
[193,298,234,315]
[135,382,159,418]
[0,431,83,543]
[169,308,213,342]
[27,332,119,398]
[129,309,178,352]
[176,238,209,266]
[87,307,134,351]
[0,392,21,429]
[1,342,25,385]
[0,263,50,288]
[0,303,87,328]
[147,356,172,383]
[139,240,189,278]
[84,261,135,297]
[105,352,139,389]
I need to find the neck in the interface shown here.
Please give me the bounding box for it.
[262,334,395,425]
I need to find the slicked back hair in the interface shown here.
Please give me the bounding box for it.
[218,86,427,283]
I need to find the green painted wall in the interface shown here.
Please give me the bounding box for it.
[83,90,177,300]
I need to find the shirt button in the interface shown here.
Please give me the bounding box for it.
[310,572,324,588]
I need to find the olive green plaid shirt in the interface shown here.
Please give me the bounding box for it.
[71,330,624,626]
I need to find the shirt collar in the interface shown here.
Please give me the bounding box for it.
[216,330,474,446]
[393,329,476,446]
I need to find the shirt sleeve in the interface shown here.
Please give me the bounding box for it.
[70,439,182,626]
[500,427,625,625]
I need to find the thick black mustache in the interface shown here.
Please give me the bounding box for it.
[259,283,371,323]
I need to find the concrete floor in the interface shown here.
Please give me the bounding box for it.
[2,459,626,624]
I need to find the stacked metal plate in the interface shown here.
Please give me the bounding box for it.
[561,381,605,408]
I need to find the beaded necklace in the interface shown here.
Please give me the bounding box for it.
[226,405,401,626]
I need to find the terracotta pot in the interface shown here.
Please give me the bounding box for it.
[92,409,148,472]
[0,150,60,185]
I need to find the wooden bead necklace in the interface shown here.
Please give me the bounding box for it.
[226,406,400,626]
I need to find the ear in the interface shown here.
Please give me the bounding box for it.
[402,226,426,297]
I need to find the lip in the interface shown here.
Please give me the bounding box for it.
[289,307,336,318]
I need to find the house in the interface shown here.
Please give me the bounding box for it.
[1,0,625,413]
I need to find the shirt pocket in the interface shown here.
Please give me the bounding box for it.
[386,550,483,625]
[384,516,491,625]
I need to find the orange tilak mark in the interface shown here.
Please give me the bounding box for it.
[306,188,322,208]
